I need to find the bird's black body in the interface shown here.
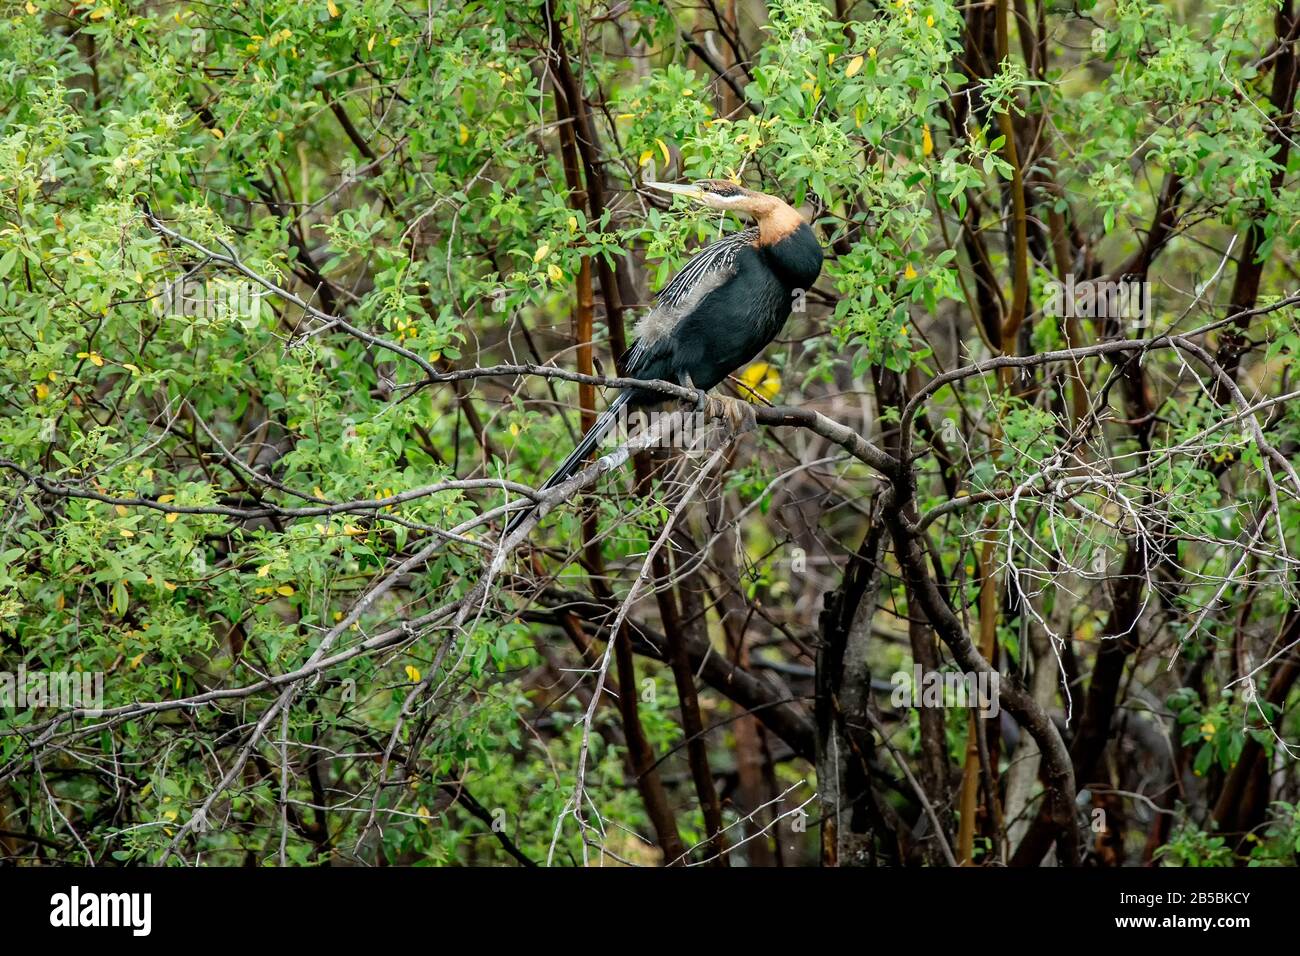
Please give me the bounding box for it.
[504,190,823,537]
[624,222,824,397]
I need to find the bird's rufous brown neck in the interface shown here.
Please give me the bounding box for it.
[755,196,805,246]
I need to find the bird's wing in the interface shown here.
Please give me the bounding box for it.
[654,225,759,312]
[625,226,759,374]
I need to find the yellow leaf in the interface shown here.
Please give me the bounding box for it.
[26,1,37,14]
[257,564,272,578]
[904,263,918,280]
[845,55,864,78]
[656,138,670,165]
[367,33,376,51]
[509,422,520,437]
[123,362,140,374]
[926,14,934,26]
[739,362,781,403]
[458,124,469,145]
[165,512,178,524]
[533,243,550,263]
[868,46,877,58]
[162,580,177,592]
[922,124,934,157]
[120,529,135,538]
[547,263,563,282]
[130,652,145,669]
[89,7,109,19]
[276,585,295,596]
[327,0,339,16]
[638,149,653,167]
[34,383,48,400]
[115,504,128,517]
[89,352,105,367]
[210,128,224,140]
[48,371,58,382]
[157,494,174,503]
[404,664,421,683]
[567,215,578,232]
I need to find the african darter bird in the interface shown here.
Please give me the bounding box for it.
[505,179,824,534]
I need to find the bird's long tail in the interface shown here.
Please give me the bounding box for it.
[504,389,635,538]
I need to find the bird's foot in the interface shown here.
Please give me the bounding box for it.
[683,373,707,411]
[705,395,757,435]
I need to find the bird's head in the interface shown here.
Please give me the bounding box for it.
[644,179,782,217]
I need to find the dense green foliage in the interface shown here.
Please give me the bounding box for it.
[2,0,1299,866]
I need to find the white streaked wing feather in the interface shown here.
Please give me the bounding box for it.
[628,227,758,373]
[657,226,758,310]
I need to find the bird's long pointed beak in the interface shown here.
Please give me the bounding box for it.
[644,181,704,199]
